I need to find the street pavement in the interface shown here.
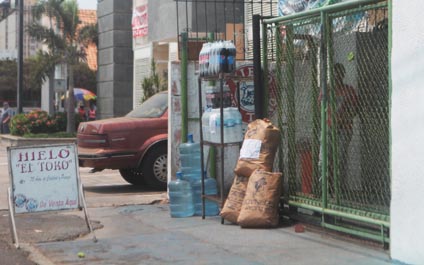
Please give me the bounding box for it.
[0,139,393,265]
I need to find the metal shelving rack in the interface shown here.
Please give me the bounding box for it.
[198,73,243,224]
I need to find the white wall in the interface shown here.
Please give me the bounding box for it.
[40,78,50,113]
[133,44,152,108]
[391,0,424,264]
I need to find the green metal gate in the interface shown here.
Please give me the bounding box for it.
[262,0,390,243]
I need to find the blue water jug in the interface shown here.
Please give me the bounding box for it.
[192,172,219,216]
[179,134,201,183]
[169,172,195,218]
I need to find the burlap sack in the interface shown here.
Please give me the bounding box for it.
[220,175,249,224]
[234,119,281,178]
[237,170,282,228]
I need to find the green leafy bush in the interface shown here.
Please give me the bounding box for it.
[9,113,30,136]
[9,110,82,136]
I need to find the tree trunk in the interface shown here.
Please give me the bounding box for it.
[66,65,76,133]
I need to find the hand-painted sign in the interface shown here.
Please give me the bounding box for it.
[8,144,80,214]
[226,64,278,123]
[132,1,148,38]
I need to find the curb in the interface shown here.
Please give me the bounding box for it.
[0,135,76,147]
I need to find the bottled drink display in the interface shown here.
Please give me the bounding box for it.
[192,172,220,216]
[221,108,234,143]
[205,84,232,109]
[207,107,243,143]
[208,108,222,143]
[202,108,212,142]
[227,41,236,73]
[179,134,201,183]
[199,42,211,77]
[169,172,195,218]
[198,40,236,76]
[230,107,243,142]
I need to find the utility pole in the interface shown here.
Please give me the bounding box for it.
[17,0,23,113]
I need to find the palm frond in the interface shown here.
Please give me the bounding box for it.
[31,1,47,20]
[61,0,80,41]
[78,23,98,48]
[27,23,67,51]
[31,50,61,82]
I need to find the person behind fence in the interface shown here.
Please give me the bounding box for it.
[319,63,358,195]
[1,101,13,134]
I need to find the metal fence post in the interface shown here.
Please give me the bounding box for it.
[320,11,329,211]
[180,31,188,143]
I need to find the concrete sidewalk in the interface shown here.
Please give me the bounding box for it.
[24,205,392,265]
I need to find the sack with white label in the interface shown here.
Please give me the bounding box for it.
[234,119,280,178]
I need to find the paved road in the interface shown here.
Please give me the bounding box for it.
[0,142,392,265]
[0,142,166,211]
[0,141,166,264]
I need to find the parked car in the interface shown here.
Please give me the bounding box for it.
[77,91,168,190]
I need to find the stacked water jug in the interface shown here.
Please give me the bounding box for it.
[177,134,219,216]
[192,171,219,216]
[202,107,243,144]
[168,171,194,217]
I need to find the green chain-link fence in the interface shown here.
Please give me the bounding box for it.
[263,0,389,243]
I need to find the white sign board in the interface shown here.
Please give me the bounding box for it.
[8,144,80,214]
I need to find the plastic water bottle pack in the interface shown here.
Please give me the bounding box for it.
[207,107,243,144]
[199,40,236,77]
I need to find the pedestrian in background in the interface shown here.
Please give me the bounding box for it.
[88,102,96,121]
[77,101,88,121]
[1,101,13,134]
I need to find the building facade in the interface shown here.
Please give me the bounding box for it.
[97,0,133,119]
[0,0,39,60]
[132,0,178,109]
[98,1,424,264]
[0,1,97,113]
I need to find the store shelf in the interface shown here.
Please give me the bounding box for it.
[199,73,252,82]
[202,140,242,147]
[202,194,222,204]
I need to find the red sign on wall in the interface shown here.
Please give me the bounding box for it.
[226,64,278,123]
[132,3,148,38]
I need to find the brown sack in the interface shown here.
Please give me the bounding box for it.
[234,119,281,178]
[220,175,249,224]
[237,170,282,228]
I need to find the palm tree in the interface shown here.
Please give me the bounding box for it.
[28,0,95,133]
[79,22,98,49]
